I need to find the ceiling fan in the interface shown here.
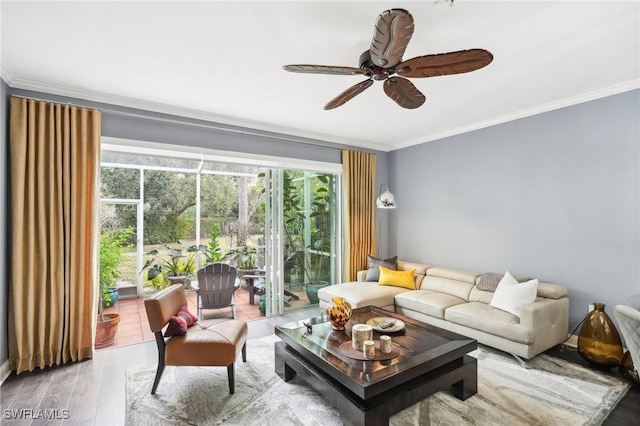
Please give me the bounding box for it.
[283,8,493,110]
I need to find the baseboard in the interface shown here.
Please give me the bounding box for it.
[1,359,11,384]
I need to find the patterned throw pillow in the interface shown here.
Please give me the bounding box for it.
[177,306,198,326]
[477,272,532,292]
[365,255,398,282]
[164,316,188,337]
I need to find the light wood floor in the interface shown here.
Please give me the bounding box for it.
[1,306,638,425]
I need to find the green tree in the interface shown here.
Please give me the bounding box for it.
[143,170,196,244]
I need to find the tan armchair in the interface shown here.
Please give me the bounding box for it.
[144,284,248,394]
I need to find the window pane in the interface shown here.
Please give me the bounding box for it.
[101,167,139,199]
[102,151,201,170]
[143,170,196,244]
[100,203,137,288]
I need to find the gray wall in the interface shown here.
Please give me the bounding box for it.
[389,89,640,328]
[1,84,389,369]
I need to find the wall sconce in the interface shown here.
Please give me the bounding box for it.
[376,184,396,209]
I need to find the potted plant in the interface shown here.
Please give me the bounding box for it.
[281,171,332,304]
[227,245,258,274]
[96,228,131,349]
[204,223,226,263]
[141,240,207,289]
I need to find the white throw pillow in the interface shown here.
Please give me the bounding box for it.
[490,271,538,318]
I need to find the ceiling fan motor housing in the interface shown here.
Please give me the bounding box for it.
[359,50,393,81]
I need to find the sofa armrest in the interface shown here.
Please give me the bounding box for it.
[356,270,368,282]
[520,297,569,353]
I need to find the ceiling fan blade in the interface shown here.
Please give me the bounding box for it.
[370,9,414,68]
[383,77,425,109]
[283,64,370,76]
[324,79,374,110]
[396,49,494,78]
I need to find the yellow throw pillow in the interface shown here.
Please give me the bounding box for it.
[378,266,416,290]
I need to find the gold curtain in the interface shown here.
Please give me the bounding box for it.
[9,97,101,374]
[342,150,376,281]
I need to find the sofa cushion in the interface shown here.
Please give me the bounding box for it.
[395,290,466,319]
[445,302,535,344]
[536,282,568,299]
[468,287,495,304]
[365,255,397,281]
[397,261,430,276]
[420,267,477,302]
[426,267,477,284]
[490,271,538,318]
[378,266,416,290]
[318,281,407,308]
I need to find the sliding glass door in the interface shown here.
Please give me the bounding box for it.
[100,140,342,317]
[262,169,341,316]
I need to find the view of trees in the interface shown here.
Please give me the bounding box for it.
[99,152,337,308]
[100,166,263,246]
[281,171,333,285]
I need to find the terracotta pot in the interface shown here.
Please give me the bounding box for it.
[95,313,121,349]
[167,275,191,288]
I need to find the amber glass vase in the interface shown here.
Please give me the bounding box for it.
[577,303,623,368]
[327,296,352,331]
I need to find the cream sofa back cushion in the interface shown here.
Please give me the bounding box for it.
[420,267,477,302]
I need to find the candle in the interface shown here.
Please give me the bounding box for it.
[380,335,392,353]
[363,340,375,359]
[352,324,373,351]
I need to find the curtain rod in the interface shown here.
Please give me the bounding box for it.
[11,94,338,149]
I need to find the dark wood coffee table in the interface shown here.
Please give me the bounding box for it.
[274,306,477,426]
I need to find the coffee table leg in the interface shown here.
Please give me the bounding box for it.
[275,341,297,381]
[451,355,477,400]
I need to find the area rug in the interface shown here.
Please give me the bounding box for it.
[126,335,629,425]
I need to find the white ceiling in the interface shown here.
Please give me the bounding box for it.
[2,1,639,152]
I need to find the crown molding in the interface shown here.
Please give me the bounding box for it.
[7,76,638,154]
[391,80,640,151]
[6,77,389,152]
[1,64,14,85]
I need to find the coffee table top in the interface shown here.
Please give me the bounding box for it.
[275,306,476,399]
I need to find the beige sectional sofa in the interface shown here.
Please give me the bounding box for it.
[318,261,569,359]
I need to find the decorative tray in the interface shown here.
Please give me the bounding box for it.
[337,341,400,361]
[366,317,406,333]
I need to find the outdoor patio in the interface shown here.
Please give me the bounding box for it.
[99,282,311,349]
